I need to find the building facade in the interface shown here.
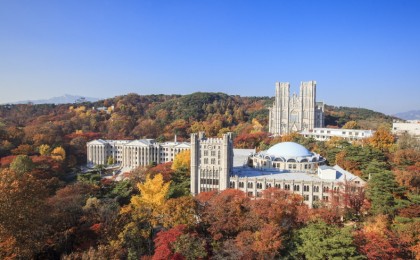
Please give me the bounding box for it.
[269,81,324,136]
[190,132,234,195]
[300,128,374,141]
[392,121,420,137]
[190,135,365,207]
[87,139,190,168]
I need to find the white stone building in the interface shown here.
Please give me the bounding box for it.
[392,121,420,137]
[190,132,234,195]
[269,81,324,136]
[190,135,365,207]
[300,128,374,141]
[87,139,190,168]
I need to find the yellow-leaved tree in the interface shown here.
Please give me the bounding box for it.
[134,173,170,216]
[38,144,51,156]
[171,150,191,171]
[51,146,66,161]
[116,174,170,256]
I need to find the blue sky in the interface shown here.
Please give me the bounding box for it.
[0,0,419,114]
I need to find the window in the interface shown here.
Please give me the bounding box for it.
[293,185,300,191]
[247,182,253,189]
[304,185,309,192]
[323,196,329,201]
[303,195,309,201]
[313,186,319,192]
[257,183,263,189]
[204,150,208,156]
[247,192,254,197]
[256,192,262,198]
[239,182,244,188]
[230,182,235,188]
[275,184,281,189]
[313,195,319,201]
[204,158,208,164]
[323,187,329,193]
[211,151,216,156]
[211,158,216,164]
[284,184,290,190]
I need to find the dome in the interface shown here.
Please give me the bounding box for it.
[266,142,312,158]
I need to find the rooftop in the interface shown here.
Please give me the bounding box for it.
[265,142,312,158]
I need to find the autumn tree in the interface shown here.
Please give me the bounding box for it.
[11,144,34,155]
[394,164,420,194]
[51,146,66,161]
[354,215,404,259]
[45,183,99,254]
[396,132,420,151]
[198,189,251,240]
[235,223,283,259]
[118,174,170,257]
[161,196,197,229]
[171,150,190,171]
[152,225,186,260]
[38,144,51,155]
[368,126,395,152]
[9,155,34,174]
[342,120,359,129]
[0,168,49,259]
[172,233,207,259]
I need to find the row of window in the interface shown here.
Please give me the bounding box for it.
[232,181,338,193]
[200,178,219,185]
[203,158,220,165]
[203,150,220,156]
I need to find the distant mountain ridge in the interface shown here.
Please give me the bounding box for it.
[394,110,420,120]
[6,94,99,105]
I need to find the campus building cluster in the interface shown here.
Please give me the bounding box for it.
[87,81,367,207]
[190,133,365,207]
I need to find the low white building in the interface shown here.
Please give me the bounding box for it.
[87,139,190,168]
[392,121,420,137]
[300,128,374,141]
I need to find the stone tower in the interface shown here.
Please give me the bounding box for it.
[190,132,233,195]
[269,81,324,135]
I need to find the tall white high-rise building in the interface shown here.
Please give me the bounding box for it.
[269,81,324,135]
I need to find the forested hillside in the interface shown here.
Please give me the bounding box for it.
[0,92,419,259]
[324,105,396,129]
[0,92,395,167]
